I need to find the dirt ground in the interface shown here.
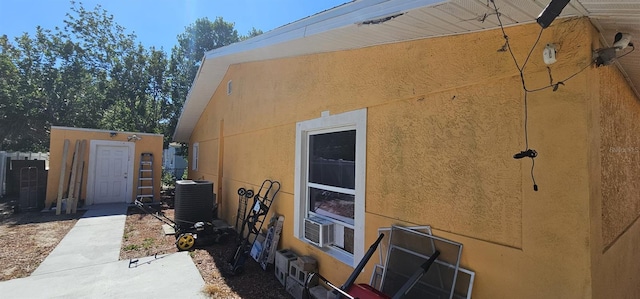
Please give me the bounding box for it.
[120,205,292,299]
[0,198,83,281]
[0,195,293,298]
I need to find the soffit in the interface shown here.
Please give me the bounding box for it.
[174,0,640,141]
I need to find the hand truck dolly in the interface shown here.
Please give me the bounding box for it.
[235,187,254,237]
[228,179,280,275]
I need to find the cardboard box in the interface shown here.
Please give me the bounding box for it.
[250,240,264,262]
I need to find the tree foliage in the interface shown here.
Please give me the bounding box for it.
[166,17,242,145]
[0,2,260,151]
[242,27,264,41]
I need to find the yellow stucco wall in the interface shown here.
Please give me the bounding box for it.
[186,18,637,298]
[590,62,640,298]
[46,127,163,207]
[599,65,640,249]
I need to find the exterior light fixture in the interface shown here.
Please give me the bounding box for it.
[613,32,633,51]
[536,0,570,29]
[594,32,634,67]
[127,134,142,142]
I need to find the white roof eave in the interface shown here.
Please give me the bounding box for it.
[173,0,445,142]
[174,0,640,142]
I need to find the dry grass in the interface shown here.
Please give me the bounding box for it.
[120,205,291,299]
[119,207,178,260]
[0,206,82,281]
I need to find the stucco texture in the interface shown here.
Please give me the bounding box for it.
[590,63,640,298]
[46,127,163,207]
[367,81,522,247]
[599,66,640,249]
[186,18,632,298]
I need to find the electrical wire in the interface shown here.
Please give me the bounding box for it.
[526,61,594,92]
[526,44,635,93]
[617,44,636,59]
[491,0,544,74]
[490,0,543,191]
[493,5,520,70]
[531,157,538,191]
[522,28,544,73]
[523,92,529,149]
[490,2,634,193]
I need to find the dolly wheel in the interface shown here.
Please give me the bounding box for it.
[177,233,195,251]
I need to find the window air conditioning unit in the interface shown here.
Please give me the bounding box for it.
[304,216,335,247]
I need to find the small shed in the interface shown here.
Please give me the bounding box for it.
[45,126,163,208]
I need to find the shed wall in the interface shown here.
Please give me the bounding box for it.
[46,127,163,207]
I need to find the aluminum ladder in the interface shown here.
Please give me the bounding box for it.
[136,153,154,203]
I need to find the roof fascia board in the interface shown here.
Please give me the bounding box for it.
[52,126,164,137]
[203,0,389,58]
[205,0,441,60]
[173,55,208,141]
[175,0,445,142]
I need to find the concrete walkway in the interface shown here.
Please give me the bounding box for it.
[0,203,206,298]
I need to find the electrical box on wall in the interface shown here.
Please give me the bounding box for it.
[543,44,557,65]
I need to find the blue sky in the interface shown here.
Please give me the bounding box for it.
[0,0,349,52]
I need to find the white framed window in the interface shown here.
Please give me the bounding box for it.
[191,142,199,171]
[294,109,367,267]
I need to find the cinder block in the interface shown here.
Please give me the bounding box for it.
[286,276,307,299]
[275,249,298,287]
[309,285,329,299]
[289,260,318,286]
[295,255,318,272]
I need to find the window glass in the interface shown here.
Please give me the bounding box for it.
[308,130,355,189]
[309,187,354,224]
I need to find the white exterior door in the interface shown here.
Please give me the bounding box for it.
[87,141,134,205]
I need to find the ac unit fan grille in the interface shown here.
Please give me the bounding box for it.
[304,220,321,244]
[304,217,335,247]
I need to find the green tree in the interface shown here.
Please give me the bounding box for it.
[166,17,240,145]
[0,2,259,151]
[0,2,168,150]
[0,35,24,150]
[101,45,169,134]
[2,28,63,151]
[241,27,263,41]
